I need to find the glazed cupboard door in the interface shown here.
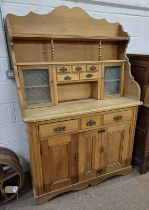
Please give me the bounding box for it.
[105,123,131,173]
[18,65,56,108]
[78,129,107,182]
[101,62,125,99]
[40,134,78,193]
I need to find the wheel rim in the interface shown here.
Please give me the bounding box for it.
[0,148,24,204]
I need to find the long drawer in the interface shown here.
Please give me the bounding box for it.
[57,74,79,83]
[39,119,79,138]
[103,109,132,125]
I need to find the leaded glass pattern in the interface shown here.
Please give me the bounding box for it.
[23,69,51,105]
[104,66,121,96]
[105,66,121,80]
[104,81,120,95]
[25,87,50,104]
[23,69,49,86]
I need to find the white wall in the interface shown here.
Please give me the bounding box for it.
[0,0,149,171]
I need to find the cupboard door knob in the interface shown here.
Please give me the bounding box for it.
[113,115,123,121]
[86,120,96,126]
[74,153,79,161]
[54,126,66,133]
[90,65,96,71]
[86,73,93,78]
[100,146,104,153]
[60,67,67,72]
[64,76,71,80]
[75,66,83,72]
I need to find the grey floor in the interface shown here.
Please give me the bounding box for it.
[2,168,149,210]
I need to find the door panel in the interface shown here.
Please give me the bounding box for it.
[40,134,77,192]
[78,129,106,181]
[105,123,130,172]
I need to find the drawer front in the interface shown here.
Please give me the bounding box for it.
[80,72,99,80]
[103,109,132,125]
[57,74,79,82]
[87,64,99,72]
[57,65,71,73]
[72,65,86,73]
[81,115,101,129]
[39,119,79,138]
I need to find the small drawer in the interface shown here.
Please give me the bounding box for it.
[57,65,71,73]
[57,74,79,82]
[39,119,79,138]
[72,65,86,73]
[103,109,132,125]
[80,72,99,80]
[87,64,99,72]
[81,115,101,130]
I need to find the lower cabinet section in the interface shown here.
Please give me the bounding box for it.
[39,122,131,194]
[28,108,137,204]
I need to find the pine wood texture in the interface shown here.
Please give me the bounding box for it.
[5,6,142,205]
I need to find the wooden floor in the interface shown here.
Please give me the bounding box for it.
[2,168,149,210]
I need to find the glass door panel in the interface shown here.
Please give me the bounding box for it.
[23,69,51,105]
[104,66,122,96]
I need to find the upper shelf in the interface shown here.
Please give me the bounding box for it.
[11,34,129,42]
[6,6,129,41]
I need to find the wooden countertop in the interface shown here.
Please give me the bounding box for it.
[23,97,142,122]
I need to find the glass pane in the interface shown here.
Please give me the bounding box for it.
[25,87,50,104]
[23,69,49,86]
[104,81,120,95]
[105,66,121,80]
[23,69,51,105]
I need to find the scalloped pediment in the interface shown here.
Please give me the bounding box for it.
[6,6,128,38]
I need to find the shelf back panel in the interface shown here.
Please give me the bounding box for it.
[54,41,99,62]
[13,40,52,63]
[58,82,93,102]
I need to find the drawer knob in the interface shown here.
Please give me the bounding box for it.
[54,126,66,133]
[86,120,96,126]
[113,115,123,121]
[64,76,71,80]
[90,65,96,71]
[86,73,93,78]
[60,66,68,72]
[75,66,83,72]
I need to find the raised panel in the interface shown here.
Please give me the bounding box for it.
[40,134,77,192]
[78,129,106,181]
[105,123,130,172]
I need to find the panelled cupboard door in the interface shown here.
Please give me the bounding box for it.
[78,129,106,182]
[105,123,130,173]
[40,134,77,193]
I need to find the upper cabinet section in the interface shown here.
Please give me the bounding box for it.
[5,6,141,111]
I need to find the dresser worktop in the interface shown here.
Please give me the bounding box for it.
[23,97,142,122]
